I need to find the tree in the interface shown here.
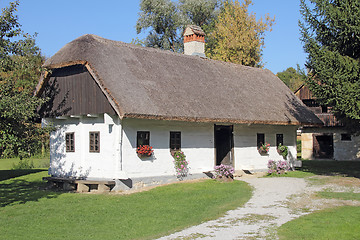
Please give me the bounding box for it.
[136,0,220,52]
[0,1,48,158]
[276,65,305,92]
[207,0,274,67]
[299,0,360,132]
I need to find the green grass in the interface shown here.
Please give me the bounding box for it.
[0,172,252,240]
[0,153,50,170]
[266,170,315,178]
[277,160,360,240]
[300,160,360,178]
[278,206,360,240]
[265,160,360,179]
[317,191,360,201]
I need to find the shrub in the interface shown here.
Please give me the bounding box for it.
[11,159,34,170]
[172,151,189,180]
[214,164,234,179]
[267,159,290,175]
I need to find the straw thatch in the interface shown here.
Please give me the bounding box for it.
[37,34,321,126]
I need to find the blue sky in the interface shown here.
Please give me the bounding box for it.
[1,0,307,74]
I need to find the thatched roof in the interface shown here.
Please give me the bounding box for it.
[37,34,321,126]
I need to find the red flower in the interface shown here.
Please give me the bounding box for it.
[136,145,154,156]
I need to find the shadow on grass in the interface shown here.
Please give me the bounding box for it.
[297,160,360,178]
[0,170,61,208]
[0,169,45,181]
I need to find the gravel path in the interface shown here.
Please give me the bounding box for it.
[157,177,312,240]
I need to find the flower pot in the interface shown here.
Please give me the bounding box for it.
[258,149,269,155]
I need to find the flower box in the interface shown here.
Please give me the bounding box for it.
[136,145,153,157]
[258,143,270,154]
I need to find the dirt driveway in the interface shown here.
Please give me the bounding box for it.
[158,176,360,240]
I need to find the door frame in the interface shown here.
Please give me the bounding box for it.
[214,124,234,167]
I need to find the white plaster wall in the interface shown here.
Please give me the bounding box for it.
[184,41,205,56]
[121,119,298,178]
[233,125,298,171]
[121,119,215,178]
[49,116,299,180]
[49,114,122,179]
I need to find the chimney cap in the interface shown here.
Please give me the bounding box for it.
[183,25,205,37]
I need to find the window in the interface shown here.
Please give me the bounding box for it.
[321,106,328,113]
[341,134,351,141]
[89,132,100,152]
[257,133,265,148]
[170,131,181,151]
[65,132,75,152]
[276,134,284,146]
[137,131,150,147]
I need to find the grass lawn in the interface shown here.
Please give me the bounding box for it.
[317,190,360,201]
[278,206,360,240]
[266,160,360,179]
[0,154,49,170]
[0,171,252,240]
[275,160,360,240]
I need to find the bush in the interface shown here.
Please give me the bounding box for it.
[11,159,34,170]
[267,160,290,175]
[214,164,234,179]
[172,151,189,180]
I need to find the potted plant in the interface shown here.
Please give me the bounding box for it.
[258,143,270,154]
[277,143,288,159]
[136,145,153,157]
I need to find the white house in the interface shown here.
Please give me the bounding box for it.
[36,26,321,190]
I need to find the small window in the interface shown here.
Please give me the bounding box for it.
[65,132,75,152]
[137,131,150,147]
[321,106,328,113]
[257,133,265,148]
[170,131,181,151]
[341,134,351,141]
[276,134,284,146]
[89,132,100,152]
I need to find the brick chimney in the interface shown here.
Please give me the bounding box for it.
[183,25,205,57]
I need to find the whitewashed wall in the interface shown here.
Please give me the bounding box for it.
[122,119,298,178]
[233,124,298,171]
[48,114,125,179]
[121,119,215,178]
[48,116,299,180]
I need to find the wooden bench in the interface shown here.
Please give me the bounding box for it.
[43,177,115,193]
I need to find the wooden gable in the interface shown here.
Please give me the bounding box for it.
[39,65,116,117]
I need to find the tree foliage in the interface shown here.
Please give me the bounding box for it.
[276,65,305,92]
[136,0,220,52]
[299,0,360,132]
[207,0,274,67]
[0,1,48,158]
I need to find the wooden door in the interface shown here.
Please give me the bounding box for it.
[215,125,234,166]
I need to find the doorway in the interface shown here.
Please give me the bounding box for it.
[313,134,333,159]
[215,125,234,166]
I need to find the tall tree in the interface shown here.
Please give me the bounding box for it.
[136,0,220,52]
[276,65,305,92]
[0,1,48,158]
[299,0,360,132]
[207,0,274,67]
